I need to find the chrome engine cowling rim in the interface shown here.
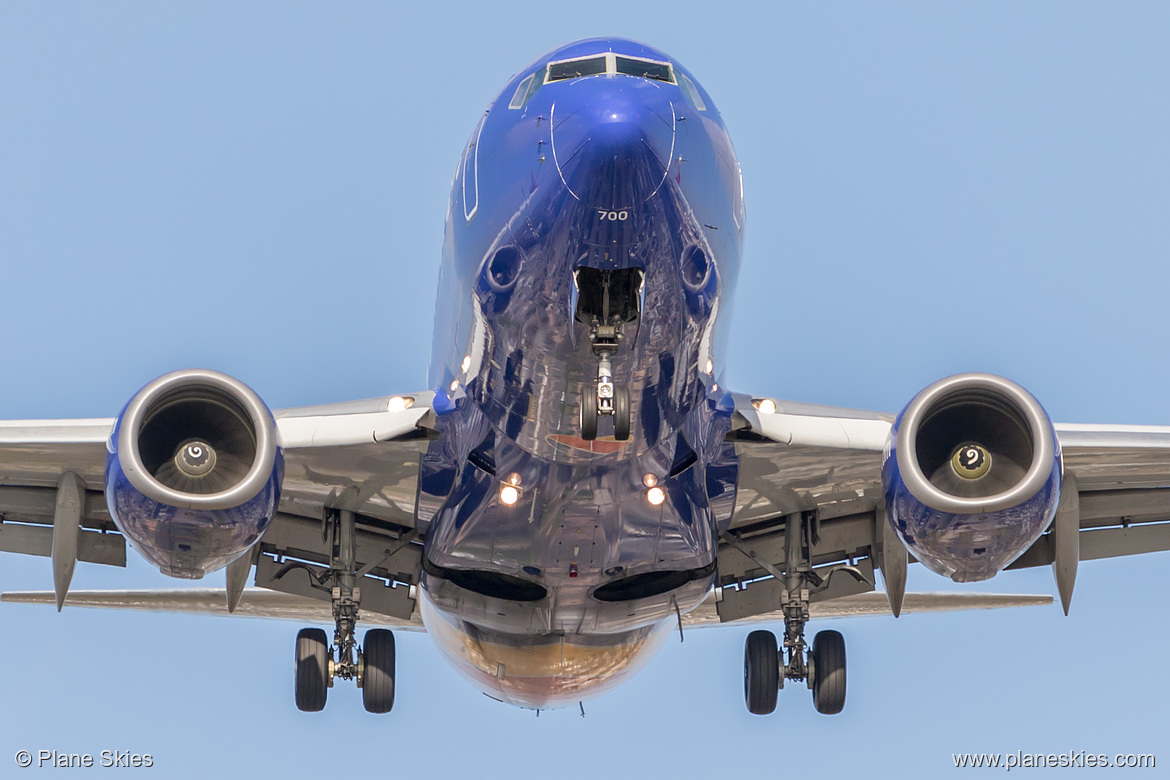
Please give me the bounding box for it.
[115,368,280,511]
[894,372,1058,515]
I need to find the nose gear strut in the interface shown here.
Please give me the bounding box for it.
[581,344,631,441]
[574,267,641,441]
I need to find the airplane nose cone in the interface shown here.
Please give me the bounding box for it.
[551,79,676,209]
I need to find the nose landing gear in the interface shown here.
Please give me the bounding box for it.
[580,348,631,441]
[574,267,642,442]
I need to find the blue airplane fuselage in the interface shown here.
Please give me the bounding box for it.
[416,38,745,708]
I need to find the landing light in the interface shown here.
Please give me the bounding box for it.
[500,485,520,506]
[754,398,777,415]
[449,380,460,392]
[705,358,714,375]
[646,486,666,506]
[461,355,472,374]
[642,473,658,488]
[387,396,414,413]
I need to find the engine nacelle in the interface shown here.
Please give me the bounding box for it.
[881,373,1062,582]
[105,369,283,579]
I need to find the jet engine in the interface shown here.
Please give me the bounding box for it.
[104,369,283,579]
[881,373,1062,582]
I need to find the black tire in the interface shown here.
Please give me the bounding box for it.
[362,629,396,714]
[811,630,846,715]
[744,630,779,715]
[295,628,329,712]
[613,386,631,441]
[580,391,598,440]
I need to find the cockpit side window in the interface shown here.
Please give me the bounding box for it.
[614,55,675,84]
[545,55,608,83]
[508,73,542,109]
[678,74,706,111]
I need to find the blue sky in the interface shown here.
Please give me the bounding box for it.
[2,2,1168,777]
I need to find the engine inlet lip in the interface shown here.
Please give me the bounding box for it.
[117,369,280,511]
[895,373,1057,514]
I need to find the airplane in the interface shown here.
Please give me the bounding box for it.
[2,36,1169,717]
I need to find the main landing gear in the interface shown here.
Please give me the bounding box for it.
[744,628,846,716]
[738,512,853,716]
[575,267,641,442]
[293,509,396,714]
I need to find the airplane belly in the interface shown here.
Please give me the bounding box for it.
[419,586,673,709]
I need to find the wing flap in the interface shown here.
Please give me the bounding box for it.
[0,587,1049,632]
[1082,524,1170,561]
[0,522,125,566]
[1,588,425,631]
[682,592,1052,628]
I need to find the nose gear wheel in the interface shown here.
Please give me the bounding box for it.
[580,391,599,440]
[580,352,632,442]
[613,386,630,441]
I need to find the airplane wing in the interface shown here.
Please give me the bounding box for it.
[0,392,436,621]
[5,382,1166,630]
[716,392,1170,623]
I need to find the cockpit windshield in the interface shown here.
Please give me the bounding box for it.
[543,53,675,85]
[546,55,608,82]
[510,53,679,110]
[614,55,674,83]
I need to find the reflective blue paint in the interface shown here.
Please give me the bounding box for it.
[881,406,1062,583]
[104,407,284,580]
[418,38,743,705]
